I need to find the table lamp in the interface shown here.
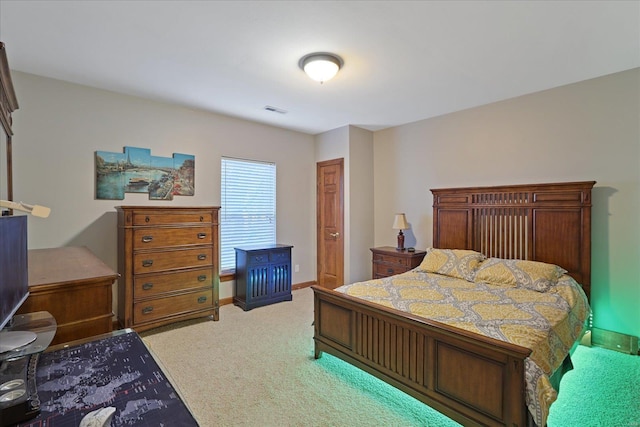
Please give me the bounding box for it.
[392,213,409,251]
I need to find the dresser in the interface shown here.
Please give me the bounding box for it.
[370,246,426,278]
[234,244,293,311]
[17,246,118,346]
[116,206,220,332]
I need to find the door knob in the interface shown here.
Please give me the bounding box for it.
[329,232,340,238]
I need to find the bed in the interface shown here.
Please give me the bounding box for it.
[312,181,595,427]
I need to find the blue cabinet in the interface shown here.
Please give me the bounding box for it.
[233,244,293,310]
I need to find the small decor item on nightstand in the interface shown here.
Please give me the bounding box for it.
[392,213,409,251]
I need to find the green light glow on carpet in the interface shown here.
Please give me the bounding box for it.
[316,353,461,426]
[316,345,640,427]
[548,345,640,427]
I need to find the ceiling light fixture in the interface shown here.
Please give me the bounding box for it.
[299,52,343,83]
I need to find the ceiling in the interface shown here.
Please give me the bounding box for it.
[1,1,638,135]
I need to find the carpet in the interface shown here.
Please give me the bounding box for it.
[548,344,640,426]
[141,287,639,427]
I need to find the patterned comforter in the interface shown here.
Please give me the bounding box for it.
[335,269,590,426]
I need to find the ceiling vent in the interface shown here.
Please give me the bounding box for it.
[264,105,287,114]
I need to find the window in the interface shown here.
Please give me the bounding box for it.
[220,157,276,271]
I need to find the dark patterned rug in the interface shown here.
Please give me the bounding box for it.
[17,330,198,426]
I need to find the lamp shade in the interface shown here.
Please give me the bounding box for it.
[392,213,409,230]
[299,53,343,83]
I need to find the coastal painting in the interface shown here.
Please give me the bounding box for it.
[95,146,195,200]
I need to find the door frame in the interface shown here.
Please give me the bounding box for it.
[316,158,344,289]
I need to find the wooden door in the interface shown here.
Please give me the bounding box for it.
[316,159,344,289]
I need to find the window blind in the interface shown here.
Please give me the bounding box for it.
[220,157,276,271]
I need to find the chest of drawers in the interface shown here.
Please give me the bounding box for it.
[234,244,293,311]
[116,206,220,331]
[370,246,426,278]
[18,246,118,345]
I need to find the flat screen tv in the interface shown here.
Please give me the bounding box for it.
[0,215,35,352]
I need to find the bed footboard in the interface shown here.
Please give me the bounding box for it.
[312,285,532,427]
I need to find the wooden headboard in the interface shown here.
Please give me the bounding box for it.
[432,181,595,299]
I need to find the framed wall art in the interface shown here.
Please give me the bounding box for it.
[95,146,194,200]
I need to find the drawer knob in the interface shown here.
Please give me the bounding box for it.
[197,233,207,239]
[197,296,208,304]
[200,216,204,222]
[145,216,150,223]
[142,260,154,267]
[198,275,207,282]
[142,282,154,290]
[142,235,154,243]
[387,268,394,274]
[142,306,154,314]
[198,254,207,260]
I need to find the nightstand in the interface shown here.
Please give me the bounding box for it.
[370,246,427,278]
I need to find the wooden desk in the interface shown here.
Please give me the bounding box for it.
[17,246,118,346]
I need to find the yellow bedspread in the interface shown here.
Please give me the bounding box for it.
[336,269,590,426]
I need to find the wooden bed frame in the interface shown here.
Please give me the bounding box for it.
[312,181,595,427]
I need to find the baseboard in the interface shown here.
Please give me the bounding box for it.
[219,296,234,307]
[292,280,316,291]
[219,280,317,307]
[591,327,639,355]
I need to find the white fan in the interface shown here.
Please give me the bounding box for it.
[0,200,51,218]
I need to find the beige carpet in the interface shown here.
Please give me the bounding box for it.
[141,287,462,427]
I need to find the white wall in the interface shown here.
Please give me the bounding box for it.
[11,68,638,338]
[11,71,317,310]
[373,68,640,338]
[347,126,374,282]
[315,125,374,284]
[315,126,350,281]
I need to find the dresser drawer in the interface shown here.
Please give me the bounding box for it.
[134,267,214,298]
[133,226,212,249]
[373,252,410,267]
[374,262,408,277]
[269,250,290,263]
[246,251,269,265]
[133,212,213,226]
[133,247,213,274]
[133,289,213,324]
